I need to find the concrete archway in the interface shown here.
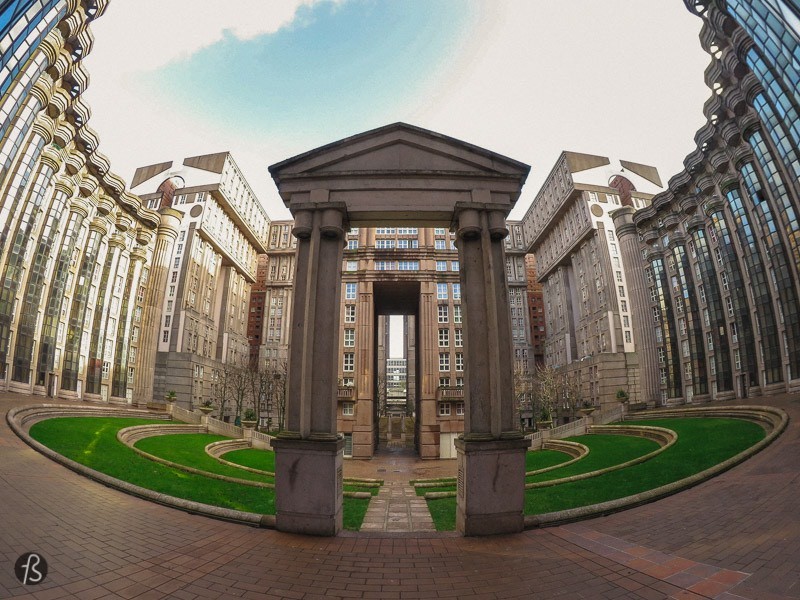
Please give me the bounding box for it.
[268,123,531,536]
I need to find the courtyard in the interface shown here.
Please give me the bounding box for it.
[1,391,798,599]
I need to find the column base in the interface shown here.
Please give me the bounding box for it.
[455,436,531,536]
[271,436,345,536]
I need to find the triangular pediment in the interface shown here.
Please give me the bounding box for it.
[269,123,530,180]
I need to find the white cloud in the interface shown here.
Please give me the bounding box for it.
[89,0,338,75]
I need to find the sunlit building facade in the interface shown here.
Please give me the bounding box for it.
[132,152,270,410]
[521,152,662,407]
[613,0,800,405]
[0,0,164,404]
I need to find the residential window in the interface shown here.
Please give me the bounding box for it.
[397,261,419,271]
[434,228,446,235]
[347,240,358,250]
[439,353,450,371]
[455,352,464,371]
[615,271,623,283]
[454,305,462,324]
[456,402,464,416]
[438,328,449,347]
[344,329,355,347]
[435,240,446,250]
[346,261,357,271]
[707,332,714,351]
[624,330,632,343]
[173,257,180,269]
[455,329,463,347]
[618,285,625,297]
[452,283,461,300]
[451,261,459,271]
[623,315,630,327]
[171,271,178,283]
[343,353,355,372]
[438,305,449,323]
[439,403,451,417]
[436,261,447,272]
[345,283,357,300]
[342,402,354,416]
[437,283,448,300]
[345,305,356,323]
[162,330,169,343]
[375,239,395,249]
[456,377,464,387]
[439,377,450,387]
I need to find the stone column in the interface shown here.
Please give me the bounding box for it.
[352,280,374,458]
[453,200,530,536]
[612,207,660,406]
[132,207,181,408]
[271,199,347,536]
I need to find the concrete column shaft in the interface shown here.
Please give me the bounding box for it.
[285,205,345,439]
[132,207,181,407]
[457,207,516,439]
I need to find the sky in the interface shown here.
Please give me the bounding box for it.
[82,0,711,222]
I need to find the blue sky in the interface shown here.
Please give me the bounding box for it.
[84,1,710,220]
[138,1,478,143]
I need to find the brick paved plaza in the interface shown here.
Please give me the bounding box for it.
[1,392,798,599]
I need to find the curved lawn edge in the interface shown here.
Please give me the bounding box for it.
[6,404,276,529]
[118,425,275,488]
[205,439,276,477]
[526,440,589,477]
[524,405,788,529]
[526,425,675,489]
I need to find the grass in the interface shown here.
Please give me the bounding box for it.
[526,418,763,514]
[525,448,574,472]
[423,417,767,530]
[29,417,373,530]
[223,447,276,473]
[30,417,275,514]
[526,435,659,483]
[135,434,274,484]
[427,497,457,531]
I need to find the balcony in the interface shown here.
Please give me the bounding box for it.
[337,386,357,402]
[437,386,464,401]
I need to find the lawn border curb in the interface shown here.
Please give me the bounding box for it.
[523,405,788,529]
[6,403,276,529]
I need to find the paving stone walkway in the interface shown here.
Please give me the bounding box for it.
[360,481,436,533]
[1,391,798,599]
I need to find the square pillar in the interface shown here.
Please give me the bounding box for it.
[271,200,347,536]
[456,437,530,535]
[272,437,344,536]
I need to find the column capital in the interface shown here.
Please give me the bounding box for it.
[290,203,349,240]
[454,207,509,241]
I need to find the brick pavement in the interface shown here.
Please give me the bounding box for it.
[1,391,798,599]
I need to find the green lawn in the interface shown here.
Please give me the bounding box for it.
[423,417,766,530]
[526,434,659,484]
[135,433,274,484]
[30,417,275,514]
[223,447,276,473]
[29,417,373,530]
[524,418,764,515]
[525,448,574,472]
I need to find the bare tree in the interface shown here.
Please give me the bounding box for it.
[272,361,288,432]
[533,364,558,425]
